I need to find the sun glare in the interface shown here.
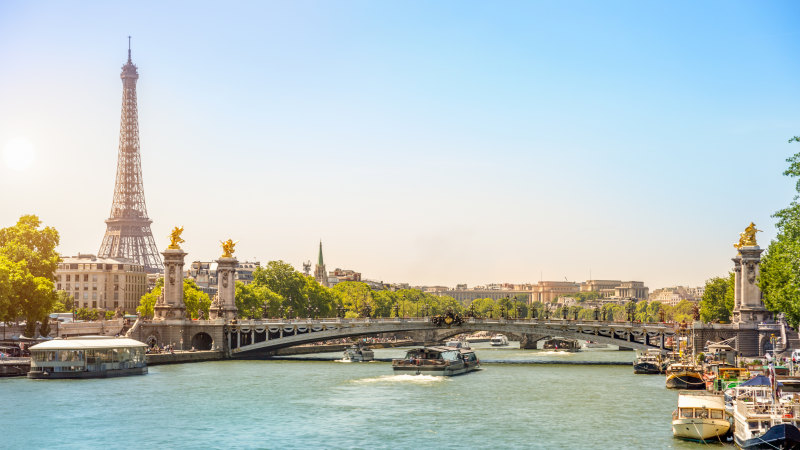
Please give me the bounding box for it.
[3,137,36,171]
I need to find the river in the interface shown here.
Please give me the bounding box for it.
[3,343,722,449]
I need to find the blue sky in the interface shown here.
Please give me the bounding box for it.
[1,1,798,289]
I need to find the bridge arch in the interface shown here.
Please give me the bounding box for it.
[191,332,213,351]
[226,318,676,358]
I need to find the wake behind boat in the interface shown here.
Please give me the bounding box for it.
[392,346,480,376]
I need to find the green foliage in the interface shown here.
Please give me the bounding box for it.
[672,299,695,323]
[183,278,211,319]
[136,277,210,319]
[700,274,735,323]
[759,139,800,327]
[0,215,60,325]
[75,308,100,321]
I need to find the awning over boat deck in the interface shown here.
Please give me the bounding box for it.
[740,375,782,387]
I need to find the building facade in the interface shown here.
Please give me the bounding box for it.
[185,260,260,295]
[55,254,148,313]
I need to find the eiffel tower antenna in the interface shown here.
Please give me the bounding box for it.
[98,39,164,273]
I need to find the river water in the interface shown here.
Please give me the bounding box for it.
[3,343,723,449]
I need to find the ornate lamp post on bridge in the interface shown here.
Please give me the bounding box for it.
[393,302,399,318]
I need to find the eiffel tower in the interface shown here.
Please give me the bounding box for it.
[98,39,163,273]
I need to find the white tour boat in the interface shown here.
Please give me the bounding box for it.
[490,334,509,347]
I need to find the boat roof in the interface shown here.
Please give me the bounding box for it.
[677,392,725,409]
[29,336,147,350]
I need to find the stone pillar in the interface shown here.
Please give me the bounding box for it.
[731,246,769,324]
[210,257,238,320]
[154,248,187,320]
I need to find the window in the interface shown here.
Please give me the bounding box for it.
[114,274,119,282]
[113,301,118,308]
[57,283,61,290]
[92,301,97,308]
[92,275,97,282]
[83,274,88,282]
[114,292,119,300]
[711,410,723,419]
[66,274,71,282]
[92,292,97,300]
[83,293,88,300]
[92,283,97,290]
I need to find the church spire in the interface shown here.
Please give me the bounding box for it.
[314,240,328,287]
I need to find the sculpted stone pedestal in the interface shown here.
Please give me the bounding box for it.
[209,257,238,320]
[731,245,770,324]
[154,248,187,320]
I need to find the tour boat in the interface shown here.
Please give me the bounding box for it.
[633,349,666,374]
[27,336,148,379]
[490,334,509,347]
[731,376,800,449]
[341,344,374,362]
[666,362,706,390]
[672,391,731,443]
[542,337,580,352]
[392,346,480,376]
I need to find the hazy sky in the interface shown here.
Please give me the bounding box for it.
[1,1,799,289]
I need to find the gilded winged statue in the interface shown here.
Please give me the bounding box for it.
[221,239,238,258]
[168,226,185,249]
[734,222,761,249]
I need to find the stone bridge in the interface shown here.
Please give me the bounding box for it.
[225,318,678,358]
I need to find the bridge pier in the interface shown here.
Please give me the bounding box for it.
[519,333,548,349]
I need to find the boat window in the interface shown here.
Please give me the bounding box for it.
[761,421,771,429]
[749,421,759,430]
[679,408,693,419]
[711,410,723,419]
[441,351,459,361]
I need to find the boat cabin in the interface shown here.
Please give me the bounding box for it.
[28,336,148,379]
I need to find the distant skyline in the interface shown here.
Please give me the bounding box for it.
[1,1,799,289]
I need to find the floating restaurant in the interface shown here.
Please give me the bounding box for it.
[27,336,148,379]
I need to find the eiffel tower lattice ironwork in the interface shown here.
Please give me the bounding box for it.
[98,40,163,273]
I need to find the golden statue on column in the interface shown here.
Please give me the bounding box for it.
[167,226,185,249]
[221,239,238,258]
[734,222,761,249]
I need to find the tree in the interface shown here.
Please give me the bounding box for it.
[137,277,211,319]
[699,274,735,323]
[672,299,695,323]
[0,216,60,325]
[332,281,373,317]
[759,139,800,327]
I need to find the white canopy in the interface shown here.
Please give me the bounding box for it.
[29,336,147,350]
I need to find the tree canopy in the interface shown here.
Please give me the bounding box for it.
[137,277,211,319]
[699,274,735,323]
[0,215,60,333]
[759,138,800,327]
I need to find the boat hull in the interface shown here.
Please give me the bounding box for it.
[735,424,800,449]
[672,418,730,442]
[27,366,148,379]
[633,361,663,374]
[392,364,479,376]
[666,372,705,390]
